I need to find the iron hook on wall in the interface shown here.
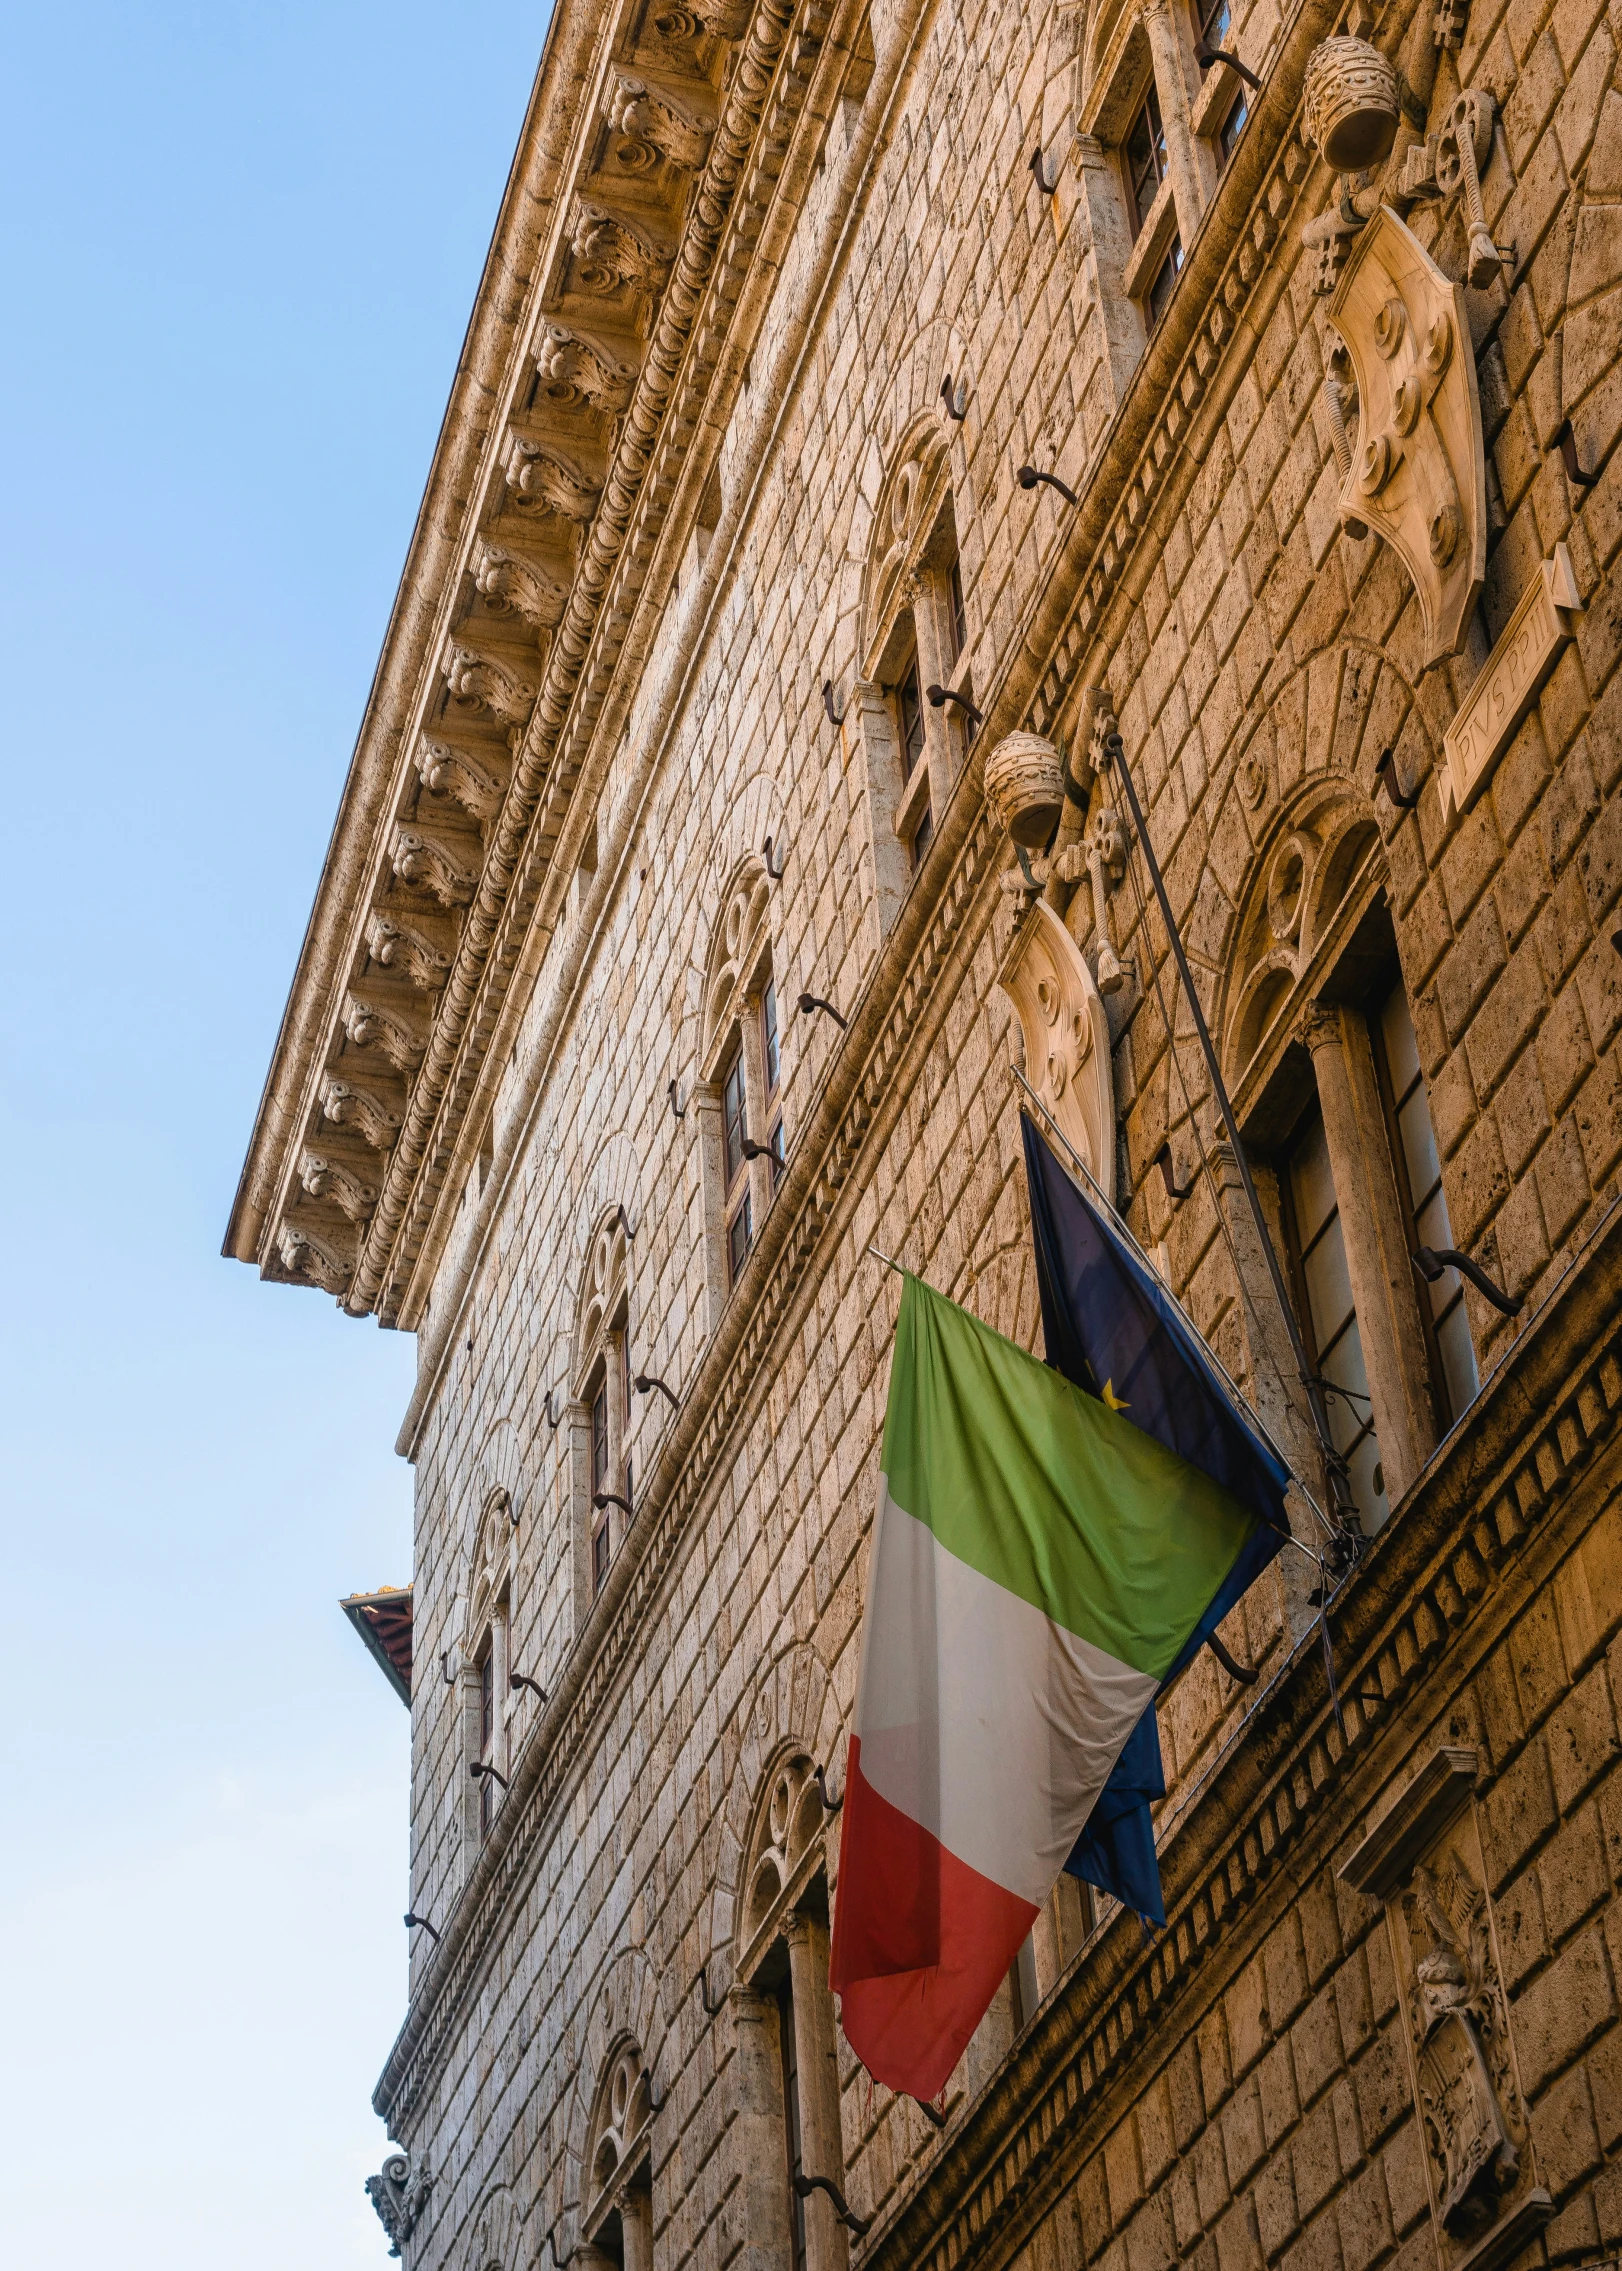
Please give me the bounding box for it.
[403,1911,442,1943]
[939,372,967,421]
[545,1388,565,1429]
[822,679,846,727]
[1207,1632,1259,1685]
[914,2096,948,2128]
[635,1373,681,1409]
[793,2175,872,2235]
[1411,1244,1523,1316]
[1555,418,1598,488]
[1029,145,1059,194]
[544,2222,571,2270]
[763,833,787,880]
[1017,463,1079,505]
[695,1964,726,2018]
[469,1760,510,1791]
[813,1764,843,1813]
[613,1201,636,1244]
[668,1077,688,1120]
[797,991,848,1029]
[1195,39,1263,86]
[927,682,984,725]
[592,1490,634,1517]
[1153,1141,1194,1202]
[739,1134,775,1161]
[509,1671,547,1702]
[440,1651,457,1685]
[1374,746,1420,811]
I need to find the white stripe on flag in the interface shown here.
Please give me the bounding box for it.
[855,1482,1158,1908]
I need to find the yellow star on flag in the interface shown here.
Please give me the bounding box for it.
[1100,1378,1130,1412]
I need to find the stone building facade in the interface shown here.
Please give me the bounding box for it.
[227,0,1622,2262]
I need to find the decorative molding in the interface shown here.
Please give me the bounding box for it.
[414,736,512,825]
[275,1213,357,1295]
[1439,547,1582,820]
[1327,207,1486,665]
[603,69,716,171]
[365,2151,432,2258]
[438,639,539,743]
[473,541,569,632]
[568,197,675,293]
[997,898,1116,1203]
[391,823,483,909]
[502,436,603,523]
[321,1072,406,1151]
[532,322,639,413]
[344,987,430,1076]
[365,906,458,991]
[1340,1744,1478,1900]
[298,1142,380,1224]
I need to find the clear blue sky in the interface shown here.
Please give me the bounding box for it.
[0,6,548,2260]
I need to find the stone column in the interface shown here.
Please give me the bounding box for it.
[1143,0,1211,247]
[693,1085,728,1333]
[1299,1005,1438,1501]
[1067,137,1147,411]
[725,1985,795,2271]
[905,567,966,820]
[616,2188,653,2271]
[785,1914,849,2271]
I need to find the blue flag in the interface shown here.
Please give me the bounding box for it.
[1022,1113,1290,1924]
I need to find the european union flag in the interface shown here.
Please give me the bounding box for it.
[1022,1113,1291,1925]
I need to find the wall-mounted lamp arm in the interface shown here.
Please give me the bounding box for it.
[403,1911,442,1943]
[914,2097,948,2128]
[813,1764,843,1813]
[695,1964,726,2018]
[822,679,846,726]
[793,2175,872,2235]
[509,1672,547,1702]
[635,1373,681,1409]
[613,1202,636,1244]
[763,833,787,880]
[739,1135,775,1161]
[797,991,848,1029]
[1207,1632,1260,1685]
[1194,40,1263,86]
[1016,464,1079,505]
[592,1490,634,1517]
[939,372,968,421]
[668,1077,688,1120]
[469,1760,510,1790]
[926,683,984,724]
[1411,1245,1523,1316]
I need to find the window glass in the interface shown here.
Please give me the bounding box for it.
[1009,1933,1040,2033]
[1286,1105,1389,1534]
[768,1117,786,1189]
[590,1381,609,1497]
[592,1513,611,1594]
[762,980,780,1096]
[1375,985,1479,1427]
[722,1046,748,1187]
[1219,91,1248,164]
[1200,0,1232,44]
[912,799,934,871]
[728,1188,753,1286]
[897,655,926,779]
[1147,236,1184,328]
[1124,84,1167,236]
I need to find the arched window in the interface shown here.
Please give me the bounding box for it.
[571,1213,633,1613]
[699,865,784,1321]
[1220,786,1477,1532]
[730,1755,848,2271]
[581,2038,655,2271]
[461,1485,516,1856]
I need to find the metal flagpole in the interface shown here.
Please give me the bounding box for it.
[1100,729,1360,1554]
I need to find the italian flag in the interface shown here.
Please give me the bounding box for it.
[829,1276,1262,2100]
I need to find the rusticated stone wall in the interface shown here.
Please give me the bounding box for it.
[284,0,1622,2258]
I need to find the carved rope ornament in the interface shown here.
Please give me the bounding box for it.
[1327,208,1486,663]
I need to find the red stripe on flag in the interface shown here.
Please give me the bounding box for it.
[829,1737,1039,2102]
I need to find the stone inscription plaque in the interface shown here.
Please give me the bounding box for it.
[1440,546,1582,820]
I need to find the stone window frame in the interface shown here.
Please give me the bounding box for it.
[1216,789,1474,1532]
[579,2035,655,2271]
[697,860,782,1326]
[570,1212,633,1620]
[460,1484,516,1860]
[729,1750,849,2271]
[1079,0,1216,334]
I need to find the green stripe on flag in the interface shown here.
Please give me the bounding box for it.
[881,1276,1257,1679]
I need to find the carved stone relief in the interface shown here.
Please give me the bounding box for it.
[603,69,716,171]
[533,321,639,413]
[473,540,569,632]
[392,822,482,908]
[996,899,1116,1204]
[1341,1749,1551,2271]
[502,435,602,523]
[365,2151,432,2258]
[583,2039,654,2236]
[365,905,456,990]
[414,734,511,825]
[1327,207,1486,664]
[568,197,675,294]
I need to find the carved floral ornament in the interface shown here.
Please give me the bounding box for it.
[365,2151,432,2258]
[1341,1751,1551,2265]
